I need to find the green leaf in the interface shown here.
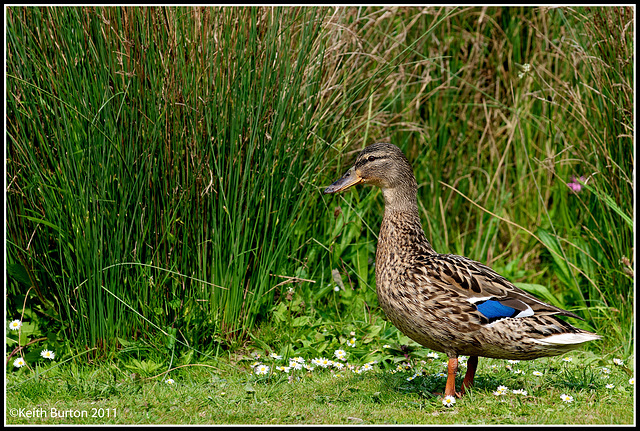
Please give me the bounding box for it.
[6,263,32,287]
[355,244,369,288]
[514,282,565,309]
[536,229,572,287]
[292,315,311,327]
[580,181,633,228]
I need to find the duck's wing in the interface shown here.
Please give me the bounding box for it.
[411,253,581,326]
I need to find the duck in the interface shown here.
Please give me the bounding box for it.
[324,142,600,397]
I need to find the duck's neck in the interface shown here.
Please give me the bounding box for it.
[378,185,436,256]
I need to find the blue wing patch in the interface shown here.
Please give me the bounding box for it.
[475,299,518,321]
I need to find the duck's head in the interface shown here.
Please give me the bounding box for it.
[324,142,417,193]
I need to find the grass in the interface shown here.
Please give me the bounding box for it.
[6,347,635,425]
[5,5,635,425]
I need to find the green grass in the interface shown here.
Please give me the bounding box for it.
[6,348,635,425]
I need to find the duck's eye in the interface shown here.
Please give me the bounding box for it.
[367,156,377,162]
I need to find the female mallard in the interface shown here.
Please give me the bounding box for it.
[324,142,600,397]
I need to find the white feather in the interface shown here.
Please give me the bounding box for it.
[531,332,601,346]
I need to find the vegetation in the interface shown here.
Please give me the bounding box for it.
[5,6,634,424]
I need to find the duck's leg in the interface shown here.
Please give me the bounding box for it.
[460,355,479,395]
[444,357,459,397]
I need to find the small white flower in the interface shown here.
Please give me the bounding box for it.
[407,373,419,381]
[532,371,543,376]
[165,378,175,385]
[289,361,303,370]
[333,285,340,292]
[8,320,22,331]
[317,358,331,368]
[358,363,373,373]
[383,344,391,349]
[269,353,282,360]
[613,358,624,366]
[254,364,270,375]
[332,361,344,370]
[512,389,528,395]
[629,377,635,385]
[13,357,26,368]
[605,384,615,389]
[562,357,573,362]
[427,351,439,359]
[291,356,305,364]
[304,364,315,371]
[435,372,447,378]
[507,359,520,364]
[276,365,291,373]
[518,63,531,79]
[560,393,574,403]
[601,367,612,374]
[493,387,507,396]
[442,395,456,407]
[346,337,356,348]
[334,349,347,360]
[40,350,55,360]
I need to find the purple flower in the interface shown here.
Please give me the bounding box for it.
[567,175,586,193]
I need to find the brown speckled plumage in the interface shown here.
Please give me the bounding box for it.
[325,143,600,397]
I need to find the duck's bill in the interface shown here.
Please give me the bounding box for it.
[324,167,363,194]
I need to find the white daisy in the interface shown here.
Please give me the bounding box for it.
[254,364,270,375]
[560,394,574,403]
[40,349,55,360]
[442,395,456,407]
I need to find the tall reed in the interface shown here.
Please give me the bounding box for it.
[7,7,334,353]
[7,6,633,356]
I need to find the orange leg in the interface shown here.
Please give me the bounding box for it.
[444,357,459,397]
[460,355,478,396]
